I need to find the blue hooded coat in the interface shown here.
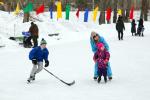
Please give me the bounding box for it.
[90,33,112,77]
[29,46,49,62]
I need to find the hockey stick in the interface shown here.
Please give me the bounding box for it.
[44,68,75,86]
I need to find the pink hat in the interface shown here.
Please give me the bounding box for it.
[96,42,104,49]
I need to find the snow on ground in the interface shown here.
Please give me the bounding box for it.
[0,11,150,100]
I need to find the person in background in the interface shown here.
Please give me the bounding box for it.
[116,15,125,40]
[131,19,136,36]
[136,18,144,36]
[29,22,39,47]
[22,31,32,48]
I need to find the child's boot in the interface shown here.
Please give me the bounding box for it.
[104,76,107,83]
[97,76,101,83]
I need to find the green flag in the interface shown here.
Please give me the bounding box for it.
[65,4,70,20]
[23,2,33,13]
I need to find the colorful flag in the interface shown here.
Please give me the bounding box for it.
[36,4,45,15]
[93,6,99,22]
[23,2,33,13]
[65,4,70,20]
[106,7,112,21]
[57,1,62,19]
[84,8,89,22]
[49,6,53,19]
[14,3,21,15]
[129,6,134,19]
[76,8,80,18]
[118,9,122,15]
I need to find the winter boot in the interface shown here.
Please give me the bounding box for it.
[93,77,97,80]
[108,76,112,80]
[27,76,33,83]
[27,74,35,83]
[97,76,101,83]
[104,76,107,83]
[32,73,36,80]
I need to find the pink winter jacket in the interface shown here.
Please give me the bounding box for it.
[93,49,110,69]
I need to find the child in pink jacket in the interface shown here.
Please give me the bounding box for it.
[93,42,110,83]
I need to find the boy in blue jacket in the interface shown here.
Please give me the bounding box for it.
[27,38,49,83]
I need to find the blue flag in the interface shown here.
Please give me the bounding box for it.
[22,31,31,37]
[49,6,53,19]
[84,8,89,22]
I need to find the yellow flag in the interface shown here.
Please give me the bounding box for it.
[0,2,4,5]
[13,3,21,15]
[118,9,122,15]
[93,6,99,22]
[57,1,62,19]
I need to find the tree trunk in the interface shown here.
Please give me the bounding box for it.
[125,0,131,22]
[22,1,30,23]
[23,13,30,23]
[113,0,117,23]
[120,0,126,21]
[143,0,148,21]
[140,0,148,21]
[3,1,11,12]
[99,0,106,25]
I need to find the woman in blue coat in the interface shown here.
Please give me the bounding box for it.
[90,31,112,80]
[27,38,49,83]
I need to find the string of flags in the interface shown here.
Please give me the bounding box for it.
[1,1,135,22]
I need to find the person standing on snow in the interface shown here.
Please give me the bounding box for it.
[27,38,49,83]
[22,31,32,48]
[90,31,112,80]
[93,43,110,83]
[136,18,144,36]
[29,22,39,47]
[131,19,136,36]
[116,16,125,40]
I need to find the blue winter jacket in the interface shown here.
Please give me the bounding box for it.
[90,34,109,53]
[29,46,49,62]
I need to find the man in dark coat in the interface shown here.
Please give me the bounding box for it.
[136,18,144,36]
[29,22,39,47]
[116,16,125,40]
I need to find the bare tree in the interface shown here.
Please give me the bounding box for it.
[119,0,126,21]
[140,0,149,21]
[124,0,131,22]
[99,0,106,25]
[22,0,30,23]
[113,0,118,23]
